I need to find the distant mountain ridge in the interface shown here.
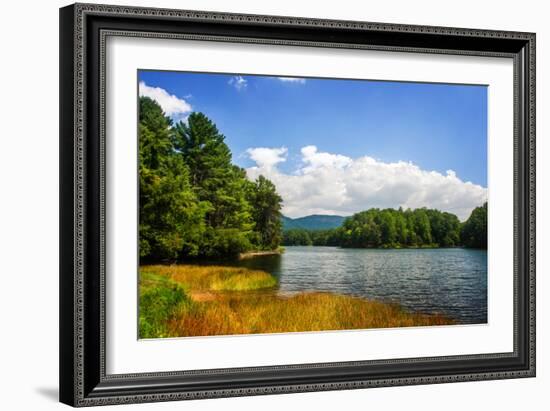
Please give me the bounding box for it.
[282,214,346,231]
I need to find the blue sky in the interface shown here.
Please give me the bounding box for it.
[138,70,487,219]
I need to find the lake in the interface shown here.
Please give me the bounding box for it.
[236,246,487,324]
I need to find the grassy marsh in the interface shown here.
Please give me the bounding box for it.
[139,265,453,338]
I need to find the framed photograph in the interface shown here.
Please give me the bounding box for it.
[59,3,535,407]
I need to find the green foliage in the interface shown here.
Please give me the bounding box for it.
[139,272,191,338]
[283,228,340,246]
[173,112,232,193]
[139,97,173,169]
[426,209,461,247]
[199,227,253,258]
[283,229,314,246]
[247,175,283,250]
[283,206,482,249]
[174,113,252,232]
[461,202,488,249]
[338,207,464,248]
[139,97,207,261]
[139,97,283,262]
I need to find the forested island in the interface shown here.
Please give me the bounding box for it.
[283,203,487,249]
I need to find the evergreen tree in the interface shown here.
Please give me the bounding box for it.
[139,97,173,170]
[173,113,256,257]
[139,97,206,261]
[173,112,232,199]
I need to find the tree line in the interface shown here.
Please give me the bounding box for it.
[139,96,283,262]
[283,204,487,249]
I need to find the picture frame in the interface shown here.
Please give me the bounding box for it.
[59,3,535,407]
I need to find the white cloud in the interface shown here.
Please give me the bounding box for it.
[245,145,487,220]
[228,76,248,91]
[278,77,306,84]
[139,81,192,123]
[246,147,287,169]
[300,145,352,172]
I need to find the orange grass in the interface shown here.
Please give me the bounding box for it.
[167,292,452,337]
[139,265,453,338]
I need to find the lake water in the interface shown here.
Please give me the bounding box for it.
[237,246,487,324]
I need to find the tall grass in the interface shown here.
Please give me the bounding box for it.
[139,265,453,338]
[142,264,277,292]
[167,292,451,337]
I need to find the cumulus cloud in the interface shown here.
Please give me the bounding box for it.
[300,145,352,172]
[138,81,192,123]
[278,77,306,84]
[228,76,248,91]
[245,145,487,220]
[246,147,288,169]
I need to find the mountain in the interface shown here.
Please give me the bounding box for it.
[282,214,346,231]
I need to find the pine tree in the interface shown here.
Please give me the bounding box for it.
[139,97,206,261]
[173,113,255,256]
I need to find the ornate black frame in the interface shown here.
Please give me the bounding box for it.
[59,3,536,407]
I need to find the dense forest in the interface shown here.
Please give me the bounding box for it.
[139,97,283,262]
[283,204,487,249]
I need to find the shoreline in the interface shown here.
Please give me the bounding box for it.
[281,244,486,250]
[238,249,282,260]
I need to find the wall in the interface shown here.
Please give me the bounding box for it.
[0,0,546,409]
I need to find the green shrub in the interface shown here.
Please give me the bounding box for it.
[139,272,191,338]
